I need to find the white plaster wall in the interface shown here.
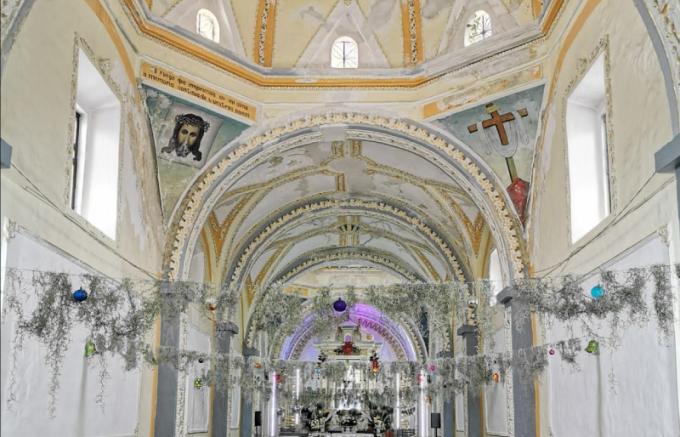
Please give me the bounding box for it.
[0,231,141,437]
[185,324,211,435]
[530,1,680,435]
[0,1,165,435]
[546,236,679,437]
[0,0,164,279]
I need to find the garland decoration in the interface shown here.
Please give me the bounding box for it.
[1,264,676,415]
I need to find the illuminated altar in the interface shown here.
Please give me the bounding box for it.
[273,305,422,436]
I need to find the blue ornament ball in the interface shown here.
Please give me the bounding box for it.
[333,298,347,312]
[591,285,604,299]
[72,288,88,302]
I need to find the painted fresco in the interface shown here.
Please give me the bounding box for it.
[144,86,250,219]
[434,85,544,223]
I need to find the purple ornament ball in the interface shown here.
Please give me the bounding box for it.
[333,298,347,312]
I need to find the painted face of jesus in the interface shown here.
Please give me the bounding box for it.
[177,123,200,147]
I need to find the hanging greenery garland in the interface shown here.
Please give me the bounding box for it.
[2,264,676,415]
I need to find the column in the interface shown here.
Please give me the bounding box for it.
[154,278,180,437]
[394,372,401,432]
[416,369,429,437]
[212,321,239,437]
[456,324,481,437]
[436,351,454,437]
[497,286,536,437]
[267,370,278,437]
[241,347,259,437]
[653,133,680,223]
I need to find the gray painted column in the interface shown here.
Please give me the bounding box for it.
[497,286,536,437]
[154,279,180,437]
[212,321,239,437]
[654,134,680,223]
[456,324,480,437]
[1,138,12,169]
[442,400,454,437]
[241,347,260,437]
[435,350,454,437]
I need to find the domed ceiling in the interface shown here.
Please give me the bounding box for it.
[141,0,550,71]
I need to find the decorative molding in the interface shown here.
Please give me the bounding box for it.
[254,0,276,66]
[644,0,680,133]
[140,62,257,120]
[402,0,423,66]
[504,305,515,436]
[65,36,127,243]
[226,199,467,286]
[165,113,526,288]
[421,65,543,120]
[271,246,423,285]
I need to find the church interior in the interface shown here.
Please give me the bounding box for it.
[1,0,680,436]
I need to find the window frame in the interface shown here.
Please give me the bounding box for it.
[67,41,124,243]
[563,41,615,247]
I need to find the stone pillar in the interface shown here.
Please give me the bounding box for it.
[416,369,429,436]
[442,400,454,437]
[241,347,260,437]
[497,286,536,437]
[154,279,180,437]
[212,321,239,437]
[435,350,454,437]
[456,324,481,437]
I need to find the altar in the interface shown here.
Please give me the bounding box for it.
[272,307,420,437]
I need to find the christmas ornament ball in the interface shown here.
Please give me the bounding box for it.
[586,340,599,354]
[591,285,604,299]
[72,288,88,302]
[333,298,347,312]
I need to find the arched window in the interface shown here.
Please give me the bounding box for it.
[464,10,492,47]
[331,36,358,68]
[196,9,219,43]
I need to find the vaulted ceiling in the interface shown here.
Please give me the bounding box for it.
[197,137,491,294]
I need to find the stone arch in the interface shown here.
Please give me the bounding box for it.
[163,111,527,287]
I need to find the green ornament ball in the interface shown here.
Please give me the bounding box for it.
[586,340,599,354]
[84,340,96,358]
